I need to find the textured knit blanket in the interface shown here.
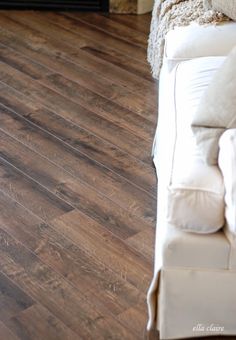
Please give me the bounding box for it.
[148,0,229,79]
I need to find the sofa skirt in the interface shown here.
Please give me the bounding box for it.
[147,156,236,339]
[155,268,236,339]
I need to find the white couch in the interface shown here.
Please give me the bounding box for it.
[147,22,236,339]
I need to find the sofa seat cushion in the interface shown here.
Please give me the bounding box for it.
[162,224,230,269]
[165,56,226,233]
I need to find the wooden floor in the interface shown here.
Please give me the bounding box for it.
[0,10,158,340]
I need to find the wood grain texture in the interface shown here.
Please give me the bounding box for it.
[0,129,152,239]
[0,272,34,322]
[64,12,148,48]
[101,13,152,34]
[0,85,156,195]
[0,10,157,340]
[0,229,135,339]
[0,321,20,340]
[0,191,145,317]
[0,11,157,105]
[0,107,156,224]
[0,62,153,163]
[5,304,80,340]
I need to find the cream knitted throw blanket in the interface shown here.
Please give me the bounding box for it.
[148,0,229,79]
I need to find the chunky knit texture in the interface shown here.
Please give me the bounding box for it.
[148,0,229,79]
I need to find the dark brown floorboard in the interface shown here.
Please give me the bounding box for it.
[0,10,157,340]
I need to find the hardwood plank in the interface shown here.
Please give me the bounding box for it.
[0,41,156,127]
[64,12,148,48]
[0,37,156,141]
[118,304,147,338]
[0,107,155,225]
[0,191,147,314]
[28,106,155,196]
[0,157,73,224]
[0,321,20,340]
[42,11,156,96]
[0,105,156,223]
[0,11,157,101]
[126,230,155,262]
[51,209,152,291]
[0,272,34,322]
[0,43,52,80]
[0,11,156,339]
[5,304,80,340]
[0,84,39,114]
[39,73,157,136]
[0,61,153,163]
[25,11,147,61]
[0,14,88,61]
[0,86,156,196]
[0,129,153,238]
[0,231,90,338]
[101,13,151,35]
[0,229,136,339]
[81,45,154,82]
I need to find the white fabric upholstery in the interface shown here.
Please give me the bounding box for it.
[164,22,236,72]
[162,224,230,269]
[224,226,236,270]
[219,129,236,236]
[147,59,227,331]
[158,268,236,339]
[192,46,236,165]
[147,20,236,338]
[167,162,225,233]
[166,57,225,233]
[219,129,236,270]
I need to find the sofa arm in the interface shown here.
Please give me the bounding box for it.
[164,22,236,71]
[219,129,236,269]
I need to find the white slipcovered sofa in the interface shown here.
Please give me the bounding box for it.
[147,22,236,339]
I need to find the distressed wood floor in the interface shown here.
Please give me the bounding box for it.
[0,10,158,340]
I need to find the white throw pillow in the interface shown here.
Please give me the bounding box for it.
[218,129,236,235]
[212,0,236,21]
[191,46,236,165]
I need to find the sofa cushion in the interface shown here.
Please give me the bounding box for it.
[219,130,236,270]
[167,161,225,233]
[166,57,225,233]
[164,22,236,72]
[191,46,236,165]
[212,0,236,21]
[163,224,230,269]
[219,129,236,236]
